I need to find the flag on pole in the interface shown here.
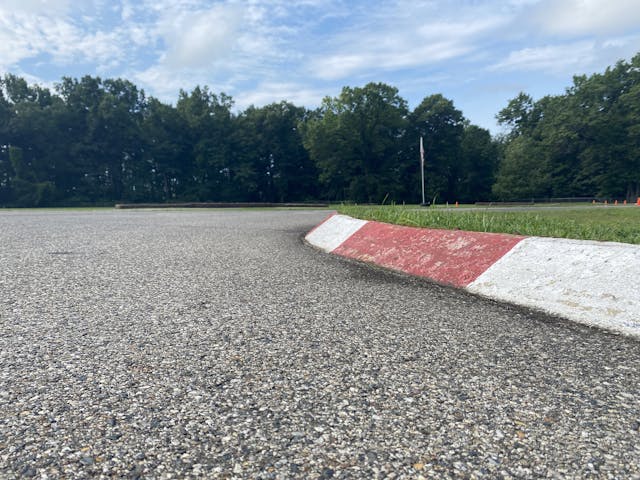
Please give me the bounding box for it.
[419,136,426,205]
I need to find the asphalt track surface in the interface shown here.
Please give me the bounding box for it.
[1,209,639,479]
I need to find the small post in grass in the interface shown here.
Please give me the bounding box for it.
[420,136,428,206]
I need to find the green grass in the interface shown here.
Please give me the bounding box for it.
[336,204,640,244]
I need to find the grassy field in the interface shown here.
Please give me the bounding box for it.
[336,204,640,244]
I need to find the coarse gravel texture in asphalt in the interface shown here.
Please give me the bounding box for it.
[1,209,639,479]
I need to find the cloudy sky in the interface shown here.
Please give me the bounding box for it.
[1,0,639,132]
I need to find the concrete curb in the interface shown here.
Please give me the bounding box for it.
[306,213,640,338]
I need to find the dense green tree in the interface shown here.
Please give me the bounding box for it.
[621,79,640,199]
[6,145,55,206]
[176,86,235,200]
[496,92,538,138]
[495,52,640,201]
[492,136,549,200]
[140,98,191,201]
[91,78,146,201]
[235,102,317,202]
[573,56,640,199]
[303,82,408,202]
[409,94,465,203]
[0,81,14,203]
[55,76,120,202]
[458,124,499,202]
[2,75,62,205]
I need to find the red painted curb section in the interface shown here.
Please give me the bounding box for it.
[333,221,525,288]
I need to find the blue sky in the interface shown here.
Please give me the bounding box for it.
[1,0,639,133]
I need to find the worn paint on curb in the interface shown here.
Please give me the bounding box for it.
[333,221,524,288]
[468,237,640,337]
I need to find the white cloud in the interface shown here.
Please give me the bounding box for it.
[236,82,330,109]
[490,32,640,76]
[121,1,135,21]
[130,0,300,101]
[309,11,509,80]
[133,63,240,104]
[0,2,135,72]
[312,42,473,81]
[489,42,598,73]
[133,66,190,101]
[75,30,128,70]
[157,4,244,68]
[0,18,37,68]
[2,0,639,125]
[0,12,87,70]
[531,0,640,36]
[0,0,72,15]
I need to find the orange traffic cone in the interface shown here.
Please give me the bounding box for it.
[637,197,640,206]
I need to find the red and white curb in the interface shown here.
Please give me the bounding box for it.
[306,214,640,338]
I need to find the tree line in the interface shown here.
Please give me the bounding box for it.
[495,53,640,202]
[1,52,638,207]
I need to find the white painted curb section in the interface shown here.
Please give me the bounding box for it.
[468,237,640,337]
[305,214,368,252]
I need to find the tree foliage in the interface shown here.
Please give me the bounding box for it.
[302,83,409,203]
[1,53,637,207]
[409,94,464,202]
[495,53,640,201]
[0,75,499,206]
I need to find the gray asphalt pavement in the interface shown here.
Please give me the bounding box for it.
[1,209,639,479]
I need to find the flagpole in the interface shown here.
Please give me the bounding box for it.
[420,136,426,206]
